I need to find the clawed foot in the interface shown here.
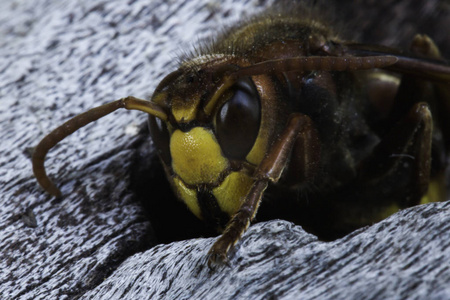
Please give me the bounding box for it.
[207,236,233,269]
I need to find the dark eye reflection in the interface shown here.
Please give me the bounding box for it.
[215,78,261,160]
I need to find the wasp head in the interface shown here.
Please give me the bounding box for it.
[147,55,281,229]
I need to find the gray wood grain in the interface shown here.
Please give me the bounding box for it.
[1,0,448,299]
[83,202,450,299]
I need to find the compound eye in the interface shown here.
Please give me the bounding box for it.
[148,116,171,165]
[215,78,261,160]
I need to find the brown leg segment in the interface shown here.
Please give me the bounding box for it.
[207,113,316,267]
[410,35,450,202]
[381,34,449,203]
[412,35,450,150]
[356,34,448,207]
[387,35,442,129]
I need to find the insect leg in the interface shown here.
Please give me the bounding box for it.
[207,113,315,267]
[410,34,450,201]
[385,35,449,202]
[358,102,432,206]
[32,96,167,196]
[388,35,446,126]
[409,34,450,150]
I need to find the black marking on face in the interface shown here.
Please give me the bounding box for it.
[197,188,230,231]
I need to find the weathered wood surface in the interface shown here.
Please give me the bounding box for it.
[1,0,449,299]
[84,203,450,299]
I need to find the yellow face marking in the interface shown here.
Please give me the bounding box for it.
[173,177,201,219]
[172,96,200,123]
[170,127,229,185]
[245,128,268,165]
[212,171,254,216]
[244,76,271,165]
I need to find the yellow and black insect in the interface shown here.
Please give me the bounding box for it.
[32,7,450,266]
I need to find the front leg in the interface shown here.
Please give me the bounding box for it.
[207,113,317,267]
